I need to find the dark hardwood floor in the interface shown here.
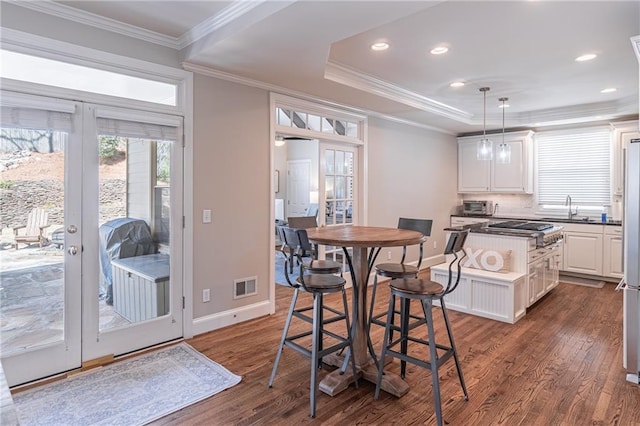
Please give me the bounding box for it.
[152,274,640,425]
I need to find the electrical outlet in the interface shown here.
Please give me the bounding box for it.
[202,288,210,302]
[387,251,392,260]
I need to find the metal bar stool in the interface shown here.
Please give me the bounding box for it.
[269,227,358,418]
[368,219,433,359]
[374,229,469,426]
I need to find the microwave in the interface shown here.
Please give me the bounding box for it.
[463,200,493,216]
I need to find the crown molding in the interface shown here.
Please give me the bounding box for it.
[11,0,278,52]
[179,1,268,49]
[183,62,455,135]
[10,0,181,49]
[325,59,474,124]
[517,96,638,128]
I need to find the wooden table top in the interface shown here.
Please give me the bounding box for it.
[306,225,423,248]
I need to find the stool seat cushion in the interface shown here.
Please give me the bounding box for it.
[297,274,346,291]
[390,278,443,296]
[375,263,419,277]
[302,259,342,273]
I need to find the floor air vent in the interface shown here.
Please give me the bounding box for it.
[234,276,257,299]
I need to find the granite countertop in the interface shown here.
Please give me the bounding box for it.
[452,214,622,226]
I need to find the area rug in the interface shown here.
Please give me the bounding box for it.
[12,343,241,425]
[560,274,605,288]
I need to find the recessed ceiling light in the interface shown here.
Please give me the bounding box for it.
[601,87,617,93]
[430,46,448,55]
[575,53,597,62]
[370,42,389,51]
[450,81,465,88]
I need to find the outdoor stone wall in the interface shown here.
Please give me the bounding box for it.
[0,180,126,229]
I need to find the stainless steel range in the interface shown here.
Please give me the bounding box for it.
[485,220,564,248]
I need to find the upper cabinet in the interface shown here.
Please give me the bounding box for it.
[458,130,534,193]
[611,121,639,195]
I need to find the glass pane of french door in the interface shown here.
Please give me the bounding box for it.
[320,144,357,273]
[0,103,82,386]
[97,136,172,331]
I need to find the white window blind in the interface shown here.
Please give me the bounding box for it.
[536,126,611,206]
[0,106,73,132]
[96,118,178,141]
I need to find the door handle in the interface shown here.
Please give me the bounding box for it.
[68,245,78,255]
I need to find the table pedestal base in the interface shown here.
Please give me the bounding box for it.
[318,353,409,398]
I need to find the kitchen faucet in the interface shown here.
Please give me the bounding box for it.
[565,195,578,219]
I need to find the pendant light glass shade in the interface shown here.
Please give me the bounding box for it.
[477,87,493,160]
[496,97,511,164]
[477,138,493,160]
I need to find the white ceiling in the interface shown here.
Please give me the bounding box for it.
[21,1,640,134]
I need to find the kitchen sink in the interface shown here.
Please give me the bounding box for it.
[540,217,599,223]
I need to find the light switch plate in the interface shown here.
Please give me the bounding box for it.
[202,209,212,223]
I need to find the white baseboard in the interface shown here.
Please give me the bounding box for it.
[191,300,271,336]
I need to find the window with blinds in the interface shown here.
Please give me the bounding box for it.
[536,126,611,207]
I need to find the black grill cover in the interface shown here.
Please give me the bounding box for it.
[99,217,155,304]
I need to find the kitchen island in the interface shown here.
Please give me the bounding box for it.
[431,221,563,323]
[451,214,623,281]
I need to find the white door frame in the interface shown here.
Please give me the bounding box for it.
[268,93,368,314]
[1,91,187,385]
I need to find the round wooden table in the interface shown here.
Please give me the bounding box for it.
[306,225,424,398]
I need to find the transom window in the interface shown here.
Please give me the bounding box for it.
[0,49,177,106]
[275,107,359,138]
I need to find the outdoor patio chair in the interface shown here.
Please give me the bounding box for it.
[12,208,50,249]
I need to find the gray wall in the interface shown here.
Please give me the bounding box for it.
[189,77,459,320]
[192,75,271,319]
[367,117,459,261]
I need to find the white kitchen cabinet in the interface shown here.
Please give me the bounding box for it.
[450,216,491,227]
[603,226,623,278]
[458,139,490,192]
[458,131,533,193]
[611,121,639,195]
[562,223,604,276]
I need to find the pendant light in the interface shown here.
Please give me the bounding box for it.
[477,87,493,160]
[496,97,511,164]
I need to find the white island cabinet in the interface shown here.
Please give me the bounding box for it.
[432,230,561,324]
[458,130,534,193]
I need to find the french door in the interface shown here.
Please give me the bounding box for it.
[0,94,83,386]
[319,143,358,273]
[0,93,184,386]
[82,104,184,361]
